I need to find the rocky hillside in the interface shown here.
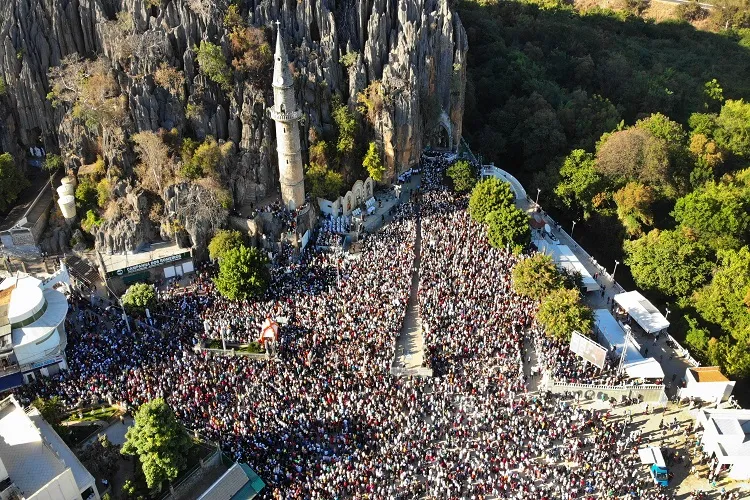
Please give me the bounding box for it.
[0,0,467,256]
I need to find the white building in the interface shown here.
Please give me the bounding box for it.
[0,271,69,389]
[269,22,305,210]
[696,408,750,480]
[0,395,99,500]
[679,366,735,404]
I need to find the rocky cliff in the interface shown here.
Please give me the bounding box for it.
[0,0,467,254]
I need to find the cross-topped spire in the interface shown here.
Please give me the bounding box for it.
[273,21,294,89]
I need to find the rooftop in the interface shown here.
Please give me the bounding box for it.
[11,287,67,349]
[198,462,265,500]
[690,366,729,383]
[0,396,66,495]
[100,241,190,274]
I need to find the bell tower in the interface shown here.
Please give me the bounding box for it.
[269,22,305,210]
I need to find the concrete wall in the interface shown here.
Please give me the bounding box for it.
[546,381,667,405]
[680,380,736,403]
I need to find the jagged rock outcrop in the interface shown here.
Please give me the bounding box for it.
[0,0,466,254]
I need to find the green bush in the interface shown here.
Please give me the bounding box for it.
[446,160,476,193]
[121,282,156,315]
[196,41,232,91]
[468,177,515,223]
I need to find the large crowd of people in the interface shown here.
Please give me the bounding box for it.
[15,152,723,499]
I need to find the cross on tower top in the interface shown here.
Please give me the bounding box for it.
[275,20,281,27]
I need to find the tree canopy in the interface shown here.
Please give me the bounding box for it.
[196,41,232,91]
[553,149,601,220]
[0,153,29,213]
[214,245,270,301]
[446,160,477,193]
[122,283,157,315]
[121,398,193,490]
[208,229,245,261]
[362,142,385,181]
[512,253,564,299]
[536,288,594,342]
[485,204,531,253]
[468,177,515,224]
[624,229,713,298]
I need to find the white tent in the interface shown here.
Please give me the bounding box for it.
[614,291,670,334]
[533,239,599,292]
[594,310,665,380]
[638,447,666,467]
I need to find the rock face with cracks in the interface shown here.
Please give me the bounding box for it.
[0,0,466,255]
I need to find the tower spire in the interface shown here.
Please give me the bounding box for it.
[273,22,294,89]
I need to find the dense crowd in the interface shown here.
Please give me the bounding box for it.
[15,152,712,499]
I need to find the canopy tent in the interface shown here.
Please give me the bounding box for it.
[638,447,666,467]
[613,291,670,334]
[624,358,665,379]
[594,310,665,380]
[533,238,599,292]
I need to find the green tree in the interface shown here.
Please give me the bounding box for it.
[554,149,602,220]
[80,435,120,480]
[214,245,270,301]
[613,182,656,237]
[121,283,157,315]
[715,99,750,158]
[332,97,356,157]
[121,398,193,490]
[595,128,670,189]
[208,229,245,261]
[688,112,718,138]
[512,253,564,299]
[537,288,594,342]
[306,162,344,200]
[672,181,750,250]
[446,160,476,193]
[683,316,711,356]
[624,229,713,297]
[694,247,750,339]
[485,204,530,253]
[181,136,232,179]
[80,209,102,233]
[33,396,66,424]
[0,153,29,212]
[75,176,98,210]
[468,177,515,224]
[42,154,63,197]
[362,142,385,181]
[196,41,232,91]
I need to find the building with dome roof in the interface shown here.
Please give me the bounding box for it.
[0,267,70,390]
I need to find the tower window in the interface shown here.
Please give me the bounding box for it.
[286,160,289,164]
[283,127,286,133]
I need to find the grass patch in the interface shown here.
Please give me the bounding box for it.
[66,406,120,423]
[206,339,265,354]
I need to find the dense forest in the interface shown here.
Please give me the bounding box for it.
[458,0,750,378]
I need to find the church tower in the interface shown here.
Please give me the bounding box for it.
[270,23,305,210]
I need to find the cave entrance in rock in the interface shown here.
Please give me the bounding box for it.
[437,111,453,150]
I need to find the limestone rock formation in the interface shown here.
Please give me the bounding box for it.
[0,0,466,254]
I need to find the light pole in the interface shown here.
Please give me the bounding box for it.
[571,220,578,237]
[612,259,620,281]
[535,188,541,207]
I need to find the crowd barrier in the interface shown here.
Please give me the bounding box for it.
[546,380,667,405]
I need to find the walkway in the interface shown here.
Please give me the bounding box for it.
[522,333,541,393]
[392,193,430,377]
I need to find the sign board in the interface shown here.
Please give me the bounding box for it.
[107,251,191,278]
[569,331,607,369]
